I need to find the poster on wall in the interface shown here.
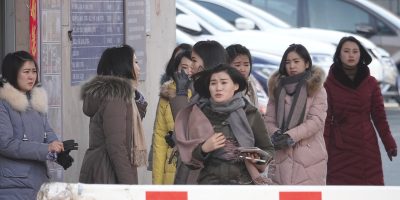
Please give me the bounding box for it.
[71,0,124,85]
[126,0,147,80]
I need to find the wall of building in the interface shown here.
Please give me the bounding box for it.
[6,0,176,184]
[59,0,176,184]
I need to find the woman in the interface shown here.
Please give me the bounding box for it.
[147,43,191,172]
[79,45,147,184]
[175,64,274,184]
[264,44,328,185]
[170,40,228,184]
[170,40,228,118]
[0,51,63,199]
[324,36,397,185]
[226,44,264,111]
[152,50,192,184]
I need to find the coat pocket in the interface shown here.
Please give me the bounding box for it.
[0,162,32,189]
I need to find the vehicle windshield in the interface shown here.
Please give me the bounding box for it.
[359,0,400,28]
[177,0,236,32]
[232,0,291,28]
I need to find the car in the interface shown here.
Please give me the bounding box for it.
[193,0,400,102]
[176,0,337,72]
[241,0,400,71]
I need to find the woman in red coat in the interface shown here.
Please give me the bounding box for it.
[324,36,397,185]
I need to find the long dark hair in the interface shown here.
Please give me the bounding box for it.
[1,51,39,89]
[333,36,372,66]
[193,64,247,98]
[97,44,137,80]
[279,44,312,76]
[192,40,228,71]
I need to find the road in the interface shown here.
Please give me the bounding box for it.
[381,105,400,185]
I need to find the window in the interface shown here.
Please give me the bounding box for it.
[245,0,298,26]
[307,0,370,33]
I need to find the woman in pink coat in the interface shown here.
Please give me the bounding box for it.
[324,36,397,185]
[265,44,328,185]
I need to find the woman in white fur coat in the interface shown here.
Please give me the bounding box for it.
[0,51,63,200]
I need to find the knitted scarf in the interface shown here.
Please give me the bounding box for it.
[207,92,255,148]
[275,71,310,131]
[131,92,147,167]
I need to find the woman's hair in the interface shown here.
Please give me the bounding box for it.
[193,64,248,98]
[192,40,228,71]
[164,43,192,78]
[279,44,312,76]
[1,51,39,89]
[333,36,372,66]
[97,44,137,80]
[165,50,192,78]
[226,44,253,74]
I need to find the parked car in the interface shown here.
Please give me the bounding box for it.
[194,0,399,101]
[241,0,400,71]
[176,0,337,72]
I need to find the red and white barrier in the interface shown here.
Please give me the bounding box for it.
[37,182,400,200]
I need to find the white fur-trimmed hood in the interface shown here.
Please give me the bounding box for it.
[0,82,48,113]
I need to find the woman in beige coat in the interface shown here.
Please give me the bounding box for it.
[265,44,328,185]
[79,45,147,184]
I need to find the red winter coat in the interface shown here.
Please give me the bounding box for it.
[324,64,397,185]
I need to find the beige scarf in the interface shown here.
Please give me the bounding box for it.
[130,92,148,167]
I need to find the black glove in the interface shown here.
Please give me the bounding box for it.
[63,139,79,151]
[57,152,74,170]
[173,69,190,96]
[271,132,294,150]
[165,131,176,148]
[57,140,78,170]
[387,148,397,161]
[135,90,148,119]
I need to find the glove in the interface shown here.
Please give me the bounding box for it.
[387,148,397,161]
[271,129,282,141]
[173,69,191,96]
[135,90,148,119]
[56,140,78,170]
[63,139,78,151]
[57,152,74,170]
[164,131,176,148]
[271,132,294,150]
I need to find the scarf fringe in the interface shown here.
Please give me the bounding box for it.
[133,149,148,167]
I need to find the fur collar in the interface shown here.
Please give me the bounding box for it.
[0,82,48,113]
[159,80,177,99]
[268,67,325,101]
[80,75,134,102]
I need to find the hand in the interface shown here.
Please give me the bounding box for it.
[63,139,78,152]
[173,69,190,96]
[56,140,78,170]
[56,152,74,170]
[270,129,282,142]
[387,148,397,161]
[271,133,294,150]
[201,132,226,153]
[48,141,64,153]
